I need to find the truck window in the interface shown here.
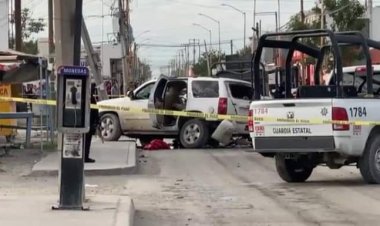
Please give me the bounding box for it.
[135,83,155,100]
[192,81,219,98]
[228,83,252,100]
[343,72,380,94]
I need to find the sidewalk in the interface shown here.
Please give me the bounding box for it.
[0,195,134,226]
[31,139,137,176]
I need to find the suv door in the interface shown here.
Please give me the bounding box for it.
[148,76,169,128]
[125,81,156,131]
[225,81,252,132]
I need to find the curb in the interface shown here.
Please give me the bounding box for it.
[114,196,135,226]
[28,141,137,177]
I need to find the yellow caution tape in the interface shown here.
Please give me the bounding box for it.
[253,116,380,126]
[2,96,380,125]
[0,96,249,122]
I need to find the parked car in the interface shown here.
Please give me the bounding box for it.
[148,76,252,148]
[98,76,252,148]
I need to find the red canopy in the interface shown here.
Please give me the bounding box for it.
[0,62,20,72]
[370,48,380,64]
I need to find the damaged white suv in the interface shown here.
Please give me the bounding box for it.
[148,76,252,148]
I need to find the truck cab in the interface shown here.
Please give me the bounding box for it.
[249,30,380,184]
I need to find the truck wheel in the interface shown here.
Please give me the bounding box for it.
[275,154,313,183]
[100,113,122,141]
[179,119,209,149]
[359,135,380,184]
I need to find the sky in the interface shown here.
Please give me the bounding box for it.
[20,0,374,75]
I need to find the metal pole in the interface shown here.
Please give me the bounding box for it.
[14,0,21,51]
[253,0,256,29]
[321,0,324,45]
[278,0,281,28]
[198,44,201,62]
[73,0,83,65]
[368,0,373,38]
[81,19,108,100]
[119,0,129,95]
[53,0,86,210]
[209,30,212,51]
[48,0,54,58]
[218,21,221,53]
[243,12,246,48]
[230,40,233,55]
[204,40,211,76]
[193,39,196,65]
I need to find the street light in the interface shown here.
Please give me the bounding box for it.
[198,13,221,53]
[193,23,212,50]
[221,3,246,48]
[255,12,278,32]
[255,12,279,65]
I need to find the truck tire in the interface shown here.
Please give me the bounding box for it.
[275,154,313,183]
[100,113,122,141]
[179,119,209,149]
[359,135,380,184]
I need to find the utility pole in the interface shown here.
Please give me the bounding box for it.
[277,0,281,29]
[192,39,196,66]
[198,44,201,62]
[14,0,21,51]
[230,40,233,55]
[321,0,325,45]
[118,0,130,94]
[368,0,373,38]
[187,44,190,76]
[300,0,305,24]
[81,19,108,100]
[48,0,54,59]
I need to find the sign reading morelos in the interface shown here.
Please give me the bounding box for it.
[59,66,89,76]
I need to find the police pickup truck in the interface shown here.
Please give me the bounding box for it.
[249,30,380,184]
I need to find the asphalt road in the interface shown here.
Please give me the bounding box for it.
[130,148,380,226]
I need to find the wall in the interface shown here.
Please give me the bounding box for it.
[0,0,9,50]
[101,43,122,78]
[371,7,380,40]
[37,38,49,57]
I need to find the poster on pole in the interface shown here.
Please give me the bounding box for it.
[63,134,82,159]
[65,79,82,109]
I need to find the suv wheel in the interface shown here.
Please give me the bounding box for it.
[275,154,313,183]
[100,113,122,141]
[179,119,209,149]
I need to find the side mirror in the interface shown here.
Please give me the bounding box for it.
[127,91,134,99]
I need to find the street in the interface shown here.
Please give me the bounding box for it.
[1,140,380,225]
[131,148,380,226]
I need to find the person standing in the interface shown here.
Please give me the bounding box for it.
[84,83,99,163]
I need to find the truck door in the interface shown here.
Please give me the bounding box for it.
[148,76,168,129]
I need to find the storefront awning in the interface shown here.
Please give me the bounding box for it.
[0,49,45,84]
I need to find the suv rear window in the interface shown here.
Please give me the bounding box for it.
[192,81,219,98]
[228,83,252,100]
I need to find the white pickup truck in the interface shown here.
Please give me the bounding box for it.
[250,65,380,183]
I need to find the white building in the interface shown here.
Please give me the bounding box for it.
[0,0,9,50]
[371,6,380,40]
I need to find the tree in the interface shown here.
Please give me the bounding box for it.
[287,0,366,66]
[193,50,225,76]
[237,46,252,56]
[9,8,46,54]
[324,0,366,32]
